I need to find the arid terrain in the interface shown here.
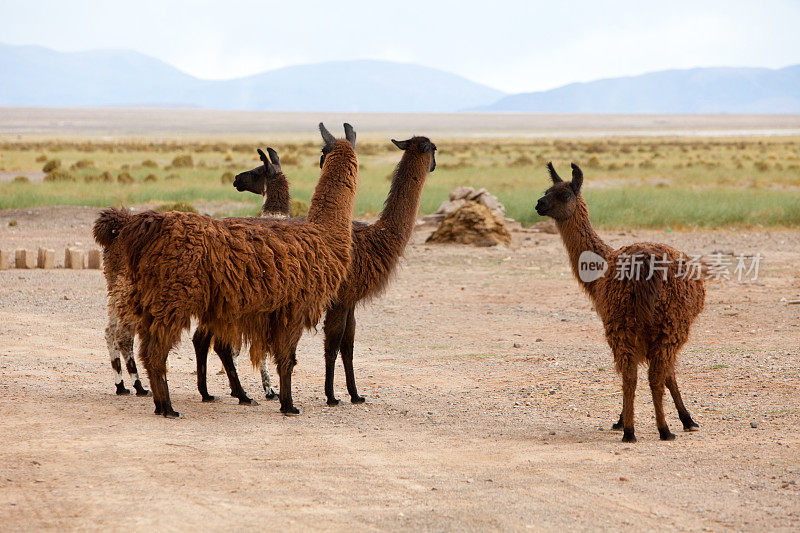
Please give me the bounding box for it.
[1,206,798,530]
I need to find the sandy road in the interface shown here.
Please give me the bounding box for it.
[0,207,798,530]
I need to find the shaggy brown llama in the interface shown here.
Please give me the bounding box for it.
[535,162,704,442]
[192,147,290,404]
[93,123,358,417]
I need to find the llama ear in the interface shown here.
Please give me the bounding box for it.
[547,162,563,184]
[319,122,336,147]
[343,123,356,148]
[257,148,269,165]
[570,163,583,193]
[391,139,410,150]
[266,147,281,170]
[419,140,435,153]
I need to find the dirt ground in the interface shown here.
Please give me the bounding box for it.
[0,206,798,531]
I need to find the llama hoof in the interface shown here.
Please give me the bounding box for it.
[280,405,300,416]
[611,414,624,431]
[133,381,151,396]
[327,397,340,406]
[659,428,676,441]
[681,416,700,431]
[162,410,182,419]
[116,383,131,395]
[264,388,277,400]
[238,397,259,406]
[201,395,218,403]
[350,395,366,404]
[621,429,637,443]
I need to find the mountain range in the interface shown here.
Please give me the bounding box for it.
[1,42,798,113]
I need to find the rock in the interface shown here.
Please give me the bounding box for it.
[426,202,511,247]
[65,248,84,270]
[436,186,507,222]
[37,248,55,269]
[750,422,758,428]
[532,220,558,234]
[87,249,102,269]
[15,249,35,269]
[0,249,11,270]
[449,186,475,201]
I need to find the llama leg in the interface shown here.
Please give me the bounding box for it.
[192,328,216,402]
[666,371,699,431]
[275,332,301,415]
[649,363,675,440]
[117,323,149,396]
[215,341,257,406]
[323,305,347,406]
[340,306,364,404]
[620,361,638,443]
[259,356,277,400]
[106,315,129,395]
[138,319,180,418]
[611,412,624,431]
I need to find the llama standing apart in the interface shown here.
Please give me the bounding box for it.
[191,147,290,404]
[223,136,437,406]
[93,123,358,417]
[535,163,704,442]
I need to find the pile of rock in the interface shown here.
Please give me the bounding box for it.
[422,186,508,225]
[424,187,513,247]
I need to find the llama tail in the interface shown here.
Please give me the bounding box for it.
[93,207,131,248]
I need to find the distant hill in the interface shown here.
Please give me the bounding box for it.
[473,65,800,113]
[0,43,505,112]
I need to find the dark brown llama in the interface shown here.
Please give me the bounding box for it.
[93,123,358,417]
[535,162,704,442]
[192,147,290,404]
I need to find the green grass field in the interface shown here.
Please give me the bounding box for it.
[2,136,799,228]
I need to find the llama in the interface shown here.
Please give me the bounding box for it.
[93,123,358,417]
[192,146,290,404]
[224,136,437,406]
[535,163,704,442]
[100,148,288,402]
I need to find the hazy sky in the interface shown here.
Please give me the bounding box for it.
[2,0,799,93]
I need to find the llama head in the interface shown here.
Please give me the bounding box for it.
[319,122,357,168]
[391,137,437,172]
[535,162,584,221]
[233,147,282,196]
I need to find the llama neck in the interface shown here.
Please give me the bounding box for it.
[306,142,358,240]
[375,151,430,247]
[556,197,613,297]
[260,172,291,217]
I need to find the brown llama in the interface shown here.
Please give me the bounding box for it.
[93,123,358,417]
[100,148,288,403]
[535,162,704,442]
[192,147,290,404]
[197,136,437,406]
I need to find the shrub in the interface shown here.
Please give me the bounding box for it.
[224,154,233,162]
[607,162,622,171]
[83,174,99,182]
[509,155,534,167]
[165,173,180,180]
[280,154,300,166]
[290,199,309,218]
[13,176,29,183]
[141,159,159,168]
[70,159,94,170]
[9,219,18,227]
[754,161,769,172]
[43,169,76,182]
[121,163,131,170]
[639,159,656,169]
[156,201,197,213]
[143,173,158,182]
[117,172,134,184]
[220,171,234,184]
[35,154,47,162]
[586,156,601,169]
[42,159,61,172]
[171,154,194,168]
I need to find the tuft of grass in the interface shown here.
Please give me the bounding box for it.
[42,159,60,173]
[13,176,29,183]
[117,172,134,184]
[141,159,159,168]
[43,169,75,182]
[143,173,158,182]
[70,159,94,170]
[290,198,309,218]
[171,154,193,168]
[220,171,234,184]
[156,201,197,213]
